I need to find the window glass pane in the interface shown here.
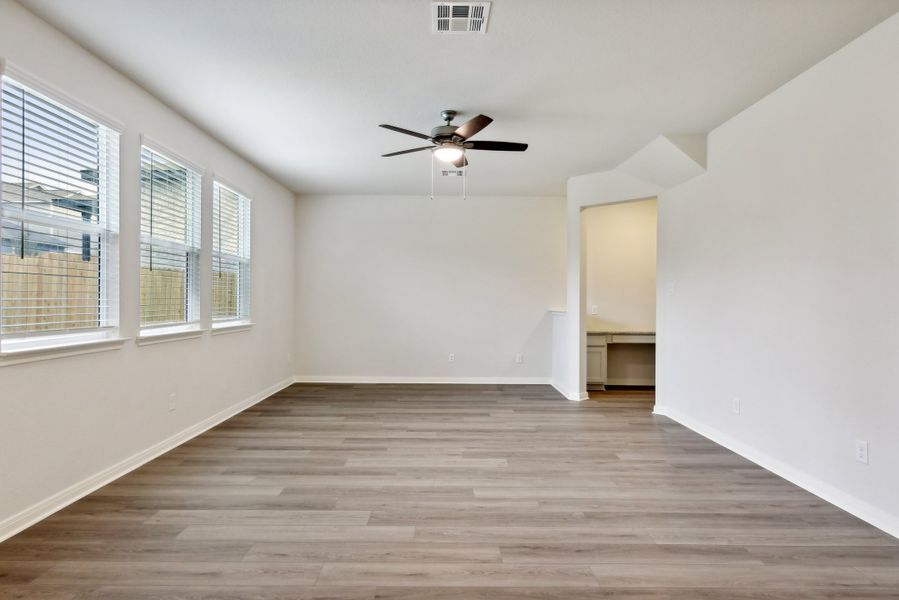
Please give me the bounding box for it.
[140,149,194,243]
[1,84,102,225]
[1,218,101,334]
[213,185,241,255]
[212,255,239,319]
[140,243,195,325]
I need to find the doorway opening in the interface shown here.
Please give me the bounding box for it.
[581,198,657,401]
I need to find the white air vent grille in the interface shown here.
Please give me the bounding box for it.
[433,2,491,34]
[441,169,465,177]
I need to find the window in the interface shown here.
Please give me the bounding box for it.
[0,76,119,351]
[139,146,201,329]
[212,181,250,323]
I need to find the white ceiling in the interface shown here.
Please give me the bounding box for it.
[18,0,899,196]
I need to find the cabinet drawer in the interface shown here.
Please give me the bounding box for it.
[609,334,655,344]
[586,334,608,347]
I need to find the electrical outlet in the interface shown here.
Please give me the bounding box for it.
[448,353,455,363]
[855,440,869,464]
[590,305,599,315]
[731,397,741,415]
[515,353,523,364]
[168,393,177,412]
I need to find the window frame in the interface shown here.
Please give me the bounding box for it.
[0,64,124,358]
[137,137,204,335]
[211,178,252,328]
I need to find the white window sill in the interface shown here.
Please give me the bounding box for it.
[136,325,207,346]
[211,321,254,335]
[0,336,129,367]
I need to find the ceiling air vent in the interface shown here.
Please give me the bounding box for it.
[432,2,491,34]
[441,169,465,177]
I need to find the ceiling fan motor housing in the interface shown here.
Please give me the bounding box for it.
[430,124,460,142]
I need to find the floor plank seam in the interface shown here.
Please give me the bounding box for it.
[0,384,896,596]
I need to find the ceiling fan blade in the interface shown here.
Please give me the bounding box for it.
[454,114,493,140]
[379,124,432,141]
[464,141,528,152]
[382,146,433,157]
[452,155,469,168]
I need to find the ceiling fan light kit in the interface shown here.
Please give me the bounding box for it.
[433,143,464,163]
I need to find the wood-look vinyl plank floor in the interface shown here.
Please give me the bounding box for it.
[1,383,897,599]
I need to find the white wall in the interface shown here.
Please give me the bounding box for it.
[550,311,569,395]
[0,0,296,537]
[294,195,565,382]
[656,13,899,537]
[584,199,657,332]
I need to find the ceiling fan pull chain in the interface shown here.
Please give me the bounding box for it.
[463,159,466,201]
[430,151,435,201]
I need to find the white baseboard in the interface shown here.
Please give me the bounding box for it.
[550,379,569,399]
[297,375,579,400]
[653,404,899,540]
[550,380,587,401]
[293,375,553,385]
[0,375,295,543]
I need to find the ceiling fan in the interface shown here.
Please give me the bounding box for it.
[379,110,527,168]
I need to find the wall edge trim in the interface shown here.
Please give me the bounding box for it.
[653,404,899,540]
[550,379,586,401]
[293,375,554,386]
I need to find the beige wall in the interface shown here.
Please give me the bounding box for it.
[584,198,657,332]
[294,195,566,381]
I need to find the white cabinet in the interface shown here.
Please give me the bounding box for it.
[587,345,607,384]
[587,331,655,388]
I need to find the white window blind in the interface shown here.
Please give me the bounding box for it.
[0,76,119,346]
[212,181,250,321]
[139,146,201,328]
